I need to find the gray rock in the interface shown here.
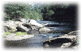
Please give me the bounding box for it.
[15,21,31,32]
[43,31,78,48]
[72,45,78,49]
[68,31,77,35]
[5,34,34,41]
[4,20,17,31]
[18,18,26,22]
[29,19,44,27]
[6,34,16,39]
[60,42,72,48]
[39,27,51,33]
[4,19,45,32]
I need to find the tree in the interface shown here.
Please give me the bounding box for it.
[4,4,31,21]
[4,4,43,21]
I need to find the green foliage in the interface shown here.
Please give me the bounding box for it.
[4,3,74,21]
[48,10,54,16]
[4,32,11,36]
[40,4,73,21]
[4,4,43,21]
[15,32,27,36]
[4,4,31,20]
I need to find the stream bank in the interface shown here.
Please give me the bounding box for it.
[3,19,77,48]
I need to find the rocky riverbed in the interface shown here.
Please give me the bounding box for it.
[3,19,78,49]
[43,31,78,49]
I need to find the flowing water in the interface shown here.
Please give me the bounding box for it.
[22,20,75,48]
[5,20,76,48]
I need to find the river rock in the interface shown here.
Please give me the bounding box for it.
[4,26,10,32]
[4,19,45,32]
[60,42,72,48]
[68,31,77,35]
[15,19,44,30]
[4,34,34,41]
[18,18,26,22]
[16,24,30,32]
[28,19,44,27]
[4,20,17,32]
[39,27,51,33]
[4,20,32,32]
[14,21,31,32]
[22,23,32,30]
[72,45,78,49]
[43,31,78,48]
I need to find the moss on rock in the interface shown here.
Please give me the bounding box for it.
[15,32,27,36]
[4,32,12,36]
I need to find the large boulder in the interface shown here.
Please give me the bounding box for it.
[43,31,78,48]
[4,20,17,32]
[28,19,44,28]
[4,19,48,32]
[4,20,31,32]
[15,21,31,32]
[5,20,17,29]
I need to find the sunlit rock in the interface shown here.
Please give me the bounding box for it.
[18,18,26,22]
[39,27,51,33]
[29,19,44,27]
[5,34,34,41]
[4,20,17,32]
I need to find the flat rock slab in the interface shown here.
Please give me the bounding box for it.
[43,34,76,42]
[4,34,34,41]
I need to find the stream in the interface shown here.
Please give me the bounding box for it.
[5,20,76,48]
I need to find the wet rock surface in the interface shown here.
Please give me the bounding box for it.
[4,34,34,41]
[43,31,78,49]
